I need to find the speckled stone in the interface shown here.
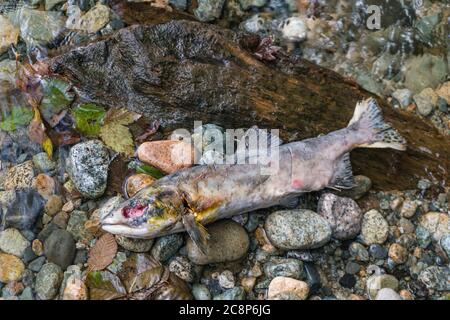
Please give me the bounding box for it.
[35,263,63,300]
[360,210,389,245]
[0,228,30,257]
[265,210,331,250]
[115,235,154,253]
[317,193,362,240]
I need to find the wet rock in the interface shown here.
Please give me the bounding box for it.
[366,274,399,299]
[187,220,249,265]
[404,54,448,93]
[0,228,30,257]
[150,233,184,261]
[32,174,56,200]
[32,152,56,175]
[115,235,154,253]
[9,7,65,45]
[213,287,246,300]
[263,258,304,279]
[66,3,110,33]
[400,199,418,218]
[345,261,361,275]
[418,266,450,291]
[168,256,196,283]
[0,253,25,282]
[28,256,46,273]
[194,0,226,22]
[440,234,450,258]
[369,244,388,260]
[44,229,76,270]
[339,274,356,288]
[66,210,92,243]
[418,212,449,242]
[52,211,69,229]
[415,225,432,248]
[0,15,19,54]
[388,243,408,264]
[18,287,34,300]
[35,263,63,300]
[45,0,66,10]
[73,249,88,266]
[191,283,211,300]
[44,195,63,217]
[392,89,413,108]
[375,288,402,300]
[436,81,450,104]
[414,90,436,117]
[335,175,372,200]
[0,60,17,84]
[106,251,127,274]
[61,266,88,300]
[360,210,389,245]
[349,242,370,262]
[267,277,309,300]
[66,140,109,199]
[170,0,187,11]
[137,141,195,174]
[279,16,307,42]
[317,193,362,240]
[3,161,35,190]
[125,174,156,198]
[265,209,332,250]
[238,0,267,10]
[218,270,235,289]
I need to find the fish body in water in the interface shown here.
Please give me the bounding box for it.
[101,98,406,251]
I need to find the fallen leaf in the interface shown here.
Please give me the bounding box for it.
[72,103,106,137]
[85,271,127,300]
[135,163,165,179]
[0,106,33,132]
[87,233,118,271]
[99,108,140,156]
[40,78,75,126]
[42,136,53,159]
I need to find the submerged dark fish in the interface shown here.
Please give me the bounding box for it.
[101,98,407,251]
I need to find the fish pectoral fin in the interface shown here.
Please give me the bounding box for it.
[182,213,210,254]
[328,152,355,190]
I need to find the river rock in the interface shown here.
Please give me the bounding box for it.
[44,195,63,217]
[418,266,450,291]
[186,220,249,265]
[3,160,35,190]
[45,0,66,10]
[44,229,76,270]
[194,0,226,22]
[150,233,184,261]
[192,283,211,300]
[2,188,44,230]
[265,210,332,250]
[66,140,109,198]
[414,91,435,117]
[392,88,413,108]
[317,193,362,240]
[267,277,309,300]
[137,140,195,174]
[388,243,408,264]
[213,287,246,300]
[66,210,92,244]
[168,256,197,282]
[115,235,154,253]
[418,212,449,242]
[436,81,450,104]
[263,258,304,279]
[32,152,56,174]
[35,263,63,300]
[0,228,30,257]
[375,288,402,300]
[0,15,19,54]
[66,3,110,33]
[0,59,17,84]
[404,54,448,93]
[360,209,389,245]
[366,274,399,299]
[0,253,25,282]
[279,16,307,42]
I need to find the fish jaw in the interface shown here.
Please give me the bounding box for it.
[100,189,181,239]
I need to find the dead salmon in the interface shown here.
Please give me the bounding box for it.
[101,98,407,251]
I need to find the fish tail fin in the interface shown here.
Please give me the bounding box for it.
[348,98,407,151]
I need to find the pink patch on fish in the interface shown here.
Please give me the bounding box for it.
[122,204,146,218]
[291,179,303,189]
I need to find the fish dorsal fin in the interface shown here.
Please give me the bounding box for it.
[182,212,210,254]
[328,152,354,190]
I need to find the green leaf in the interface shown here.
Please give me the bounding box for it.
[72,103,106,137]
[40,78,75,124]
[0,106,34,132]
[135,164,165,179]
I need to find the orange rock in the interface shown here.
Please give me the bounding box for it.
[0,253,25,282]
[267,276,309,300]
[125,173,156,197]
[32,239,44,256]
[32,174,56,199]
[399,289,414,300]
[137,140,196,174]
[241,277,256,292]
[63,276,88,300]
[388,243,408,264]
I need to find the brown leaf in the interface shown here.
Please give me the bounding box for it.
[87,233,118,271]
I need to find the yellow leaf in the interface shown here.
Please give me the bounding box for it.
[100,123,135,156]
[42,136,53,158]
